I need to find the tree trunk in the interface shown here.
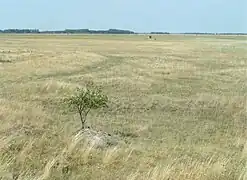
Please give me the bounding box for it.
[79,111,85,129]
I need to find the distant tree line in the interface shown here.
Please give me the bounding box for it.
[0,29,246,35]
[0,29,40,33]
[0,29,136,34]
[182,32,247,35]
[150,32,170,34]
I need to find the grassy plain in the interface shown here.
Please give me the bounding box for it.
[0,34,246,180]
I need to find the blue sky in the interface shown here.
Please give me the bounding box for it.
[0,0,246,33]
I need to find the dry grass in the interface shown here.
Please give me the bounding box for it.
[0,34,246,180]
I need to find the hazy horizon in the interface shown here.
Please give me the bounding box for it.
[1,0,246,33]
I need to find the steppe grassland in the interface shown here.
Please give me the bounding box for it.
[0,34,246,179]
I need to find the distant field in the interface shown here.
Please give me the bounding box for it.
[0,34,246,180]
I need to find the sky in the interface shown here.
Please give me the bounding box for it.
[0,0,246,33]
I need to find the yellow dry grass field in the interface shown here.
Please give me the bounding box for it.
[0,34,247,180]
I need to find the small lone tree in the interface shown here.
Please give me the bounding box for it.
[64,85,108,129]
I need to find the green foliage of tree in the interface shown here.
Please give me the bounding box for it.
[64,85,108,129]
